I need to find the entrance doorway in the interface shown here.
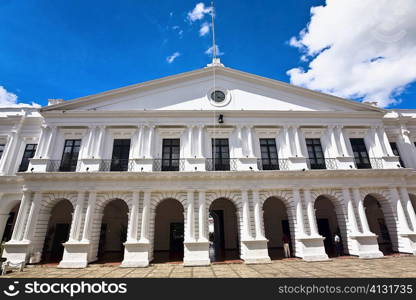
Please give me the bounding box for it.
[41,199,73,263]
[209,198,240,262]
[153,198,184,263]
[97,199,128,263]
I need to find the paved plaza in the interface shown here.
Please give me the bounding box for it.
[2,256,416,278]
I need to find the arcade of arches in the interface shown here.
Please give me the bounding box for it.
[1,188,416,267]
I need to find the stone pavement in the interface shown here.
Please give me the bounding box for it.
[2,256,416,278]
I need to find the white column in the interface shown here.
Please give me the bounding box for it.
[390,187,411,232]
[0,133,16,174]
[304,189,319,236]
[68,192,85,241]
[81,191,96,242]
[23,192,42,241]
[84,126,96,159]
[352,188,371,233]
[34,125,49,159]
[139,191,151,242]
[399,187,416,232]
[327,126,340,157]
[252,190,265,239]
[127,191,140,241]
[11,191,31,241]
[147,126,155,158]
[342,188,359,233]
[198,190,207,241]
[94,126,106,159]
[337,126,352,157]
[241,190,252,240]
[186,190,195,242]
[197,125,204,158]
[188,126,194,157]
[236,126,243,157]
[246,126,255,157]
[293,188,305,236]
[45,126,57,159]
[133,125,144,158]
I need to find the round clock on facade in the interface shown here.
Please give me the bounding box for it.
[210,90,226,103]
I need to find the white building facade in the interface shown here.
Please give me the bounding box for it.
[1,63,416,268]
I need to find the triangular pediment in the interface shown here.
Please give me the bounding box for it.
[41,67,384,114]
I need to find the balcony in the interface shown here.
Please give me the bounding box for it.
[257,158,289,171]
[99,159,133,172]
[205,158,238,171]
[46,159,79,172]
[153,158,185,171]
[306,158,339,170]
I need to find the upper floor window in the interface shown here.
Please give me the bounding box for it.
[110,139,131,171]
[390,142,405,167]
[0,144,5,160]
[161,139,180,171]
[259,138,279,170]
[350,138,371,169]
[18,144,37,172]
[60,139,81,172]
[211,138,230,171]
[306,138,326,169]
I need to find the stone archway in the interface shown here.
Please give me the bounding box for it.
[314,195,348,257]
[97,199,129,263]
[263,197,292,260]
[153,198,184,263]
[363,194,396,255]
[41,199,74,263]
[0,203,20,243]
[209,198,240,262]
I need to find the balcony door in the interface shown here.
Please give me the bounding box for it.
[259,138,279,170]
[60,139,81,172]
[390,142,405,167]
[111,139,131,171]
[19,144,37,172]
[306,138,326,169]
[162,139,180,171]
[350,138,371,169]
[212,138,230,171]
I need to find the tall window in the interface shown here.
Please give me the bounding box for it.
[60,139,81,172]
[390,142,405,167]
[18,144,37,172]
[0,144,5,160]
[161,139,180,171]
[212,138,230,171]
[350,138,371,169]
[306,138,326,169]
[111,139,131,171]
[259,138,279,170]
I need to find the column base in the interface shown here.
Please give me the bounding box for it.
[350,233,384,259]
[183,241,211,266]
[398,232,416,255]
[241,239,271,264]
[297,235,330,261]
[58,241,90,268]
[1,240,31,264]
[121,241,151,268]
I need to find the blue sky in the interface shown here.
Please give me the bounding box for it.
[0,0,415,108]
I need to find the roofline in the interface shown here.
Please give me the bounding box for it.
[41,65,386,113]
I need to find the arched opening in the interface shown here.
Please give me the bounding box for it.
[1,203,20,243]
[97,199,128,263]
[209,198,240,262]
[363,195,395,255]
[153,198,184,263]
[263,197,292,260]
[314,196,345,257]
[41,199,73,263]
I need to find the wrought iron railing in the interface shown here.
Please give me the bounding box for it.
[152,158,185,171]
[354,158,373,169]
[306,158,339,170]
[99,159,133,172]
[370,158,383,169]
[257,158,290,171]
[47,159,79,172]
[205,158,238,171]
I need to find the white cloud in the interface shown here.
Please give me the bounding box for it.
[187,3,212,22]
[205,45,224,57]
[166,52,181,64]
[287,0,416,108]
[0,86,40,108]
[199,22,210,36]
